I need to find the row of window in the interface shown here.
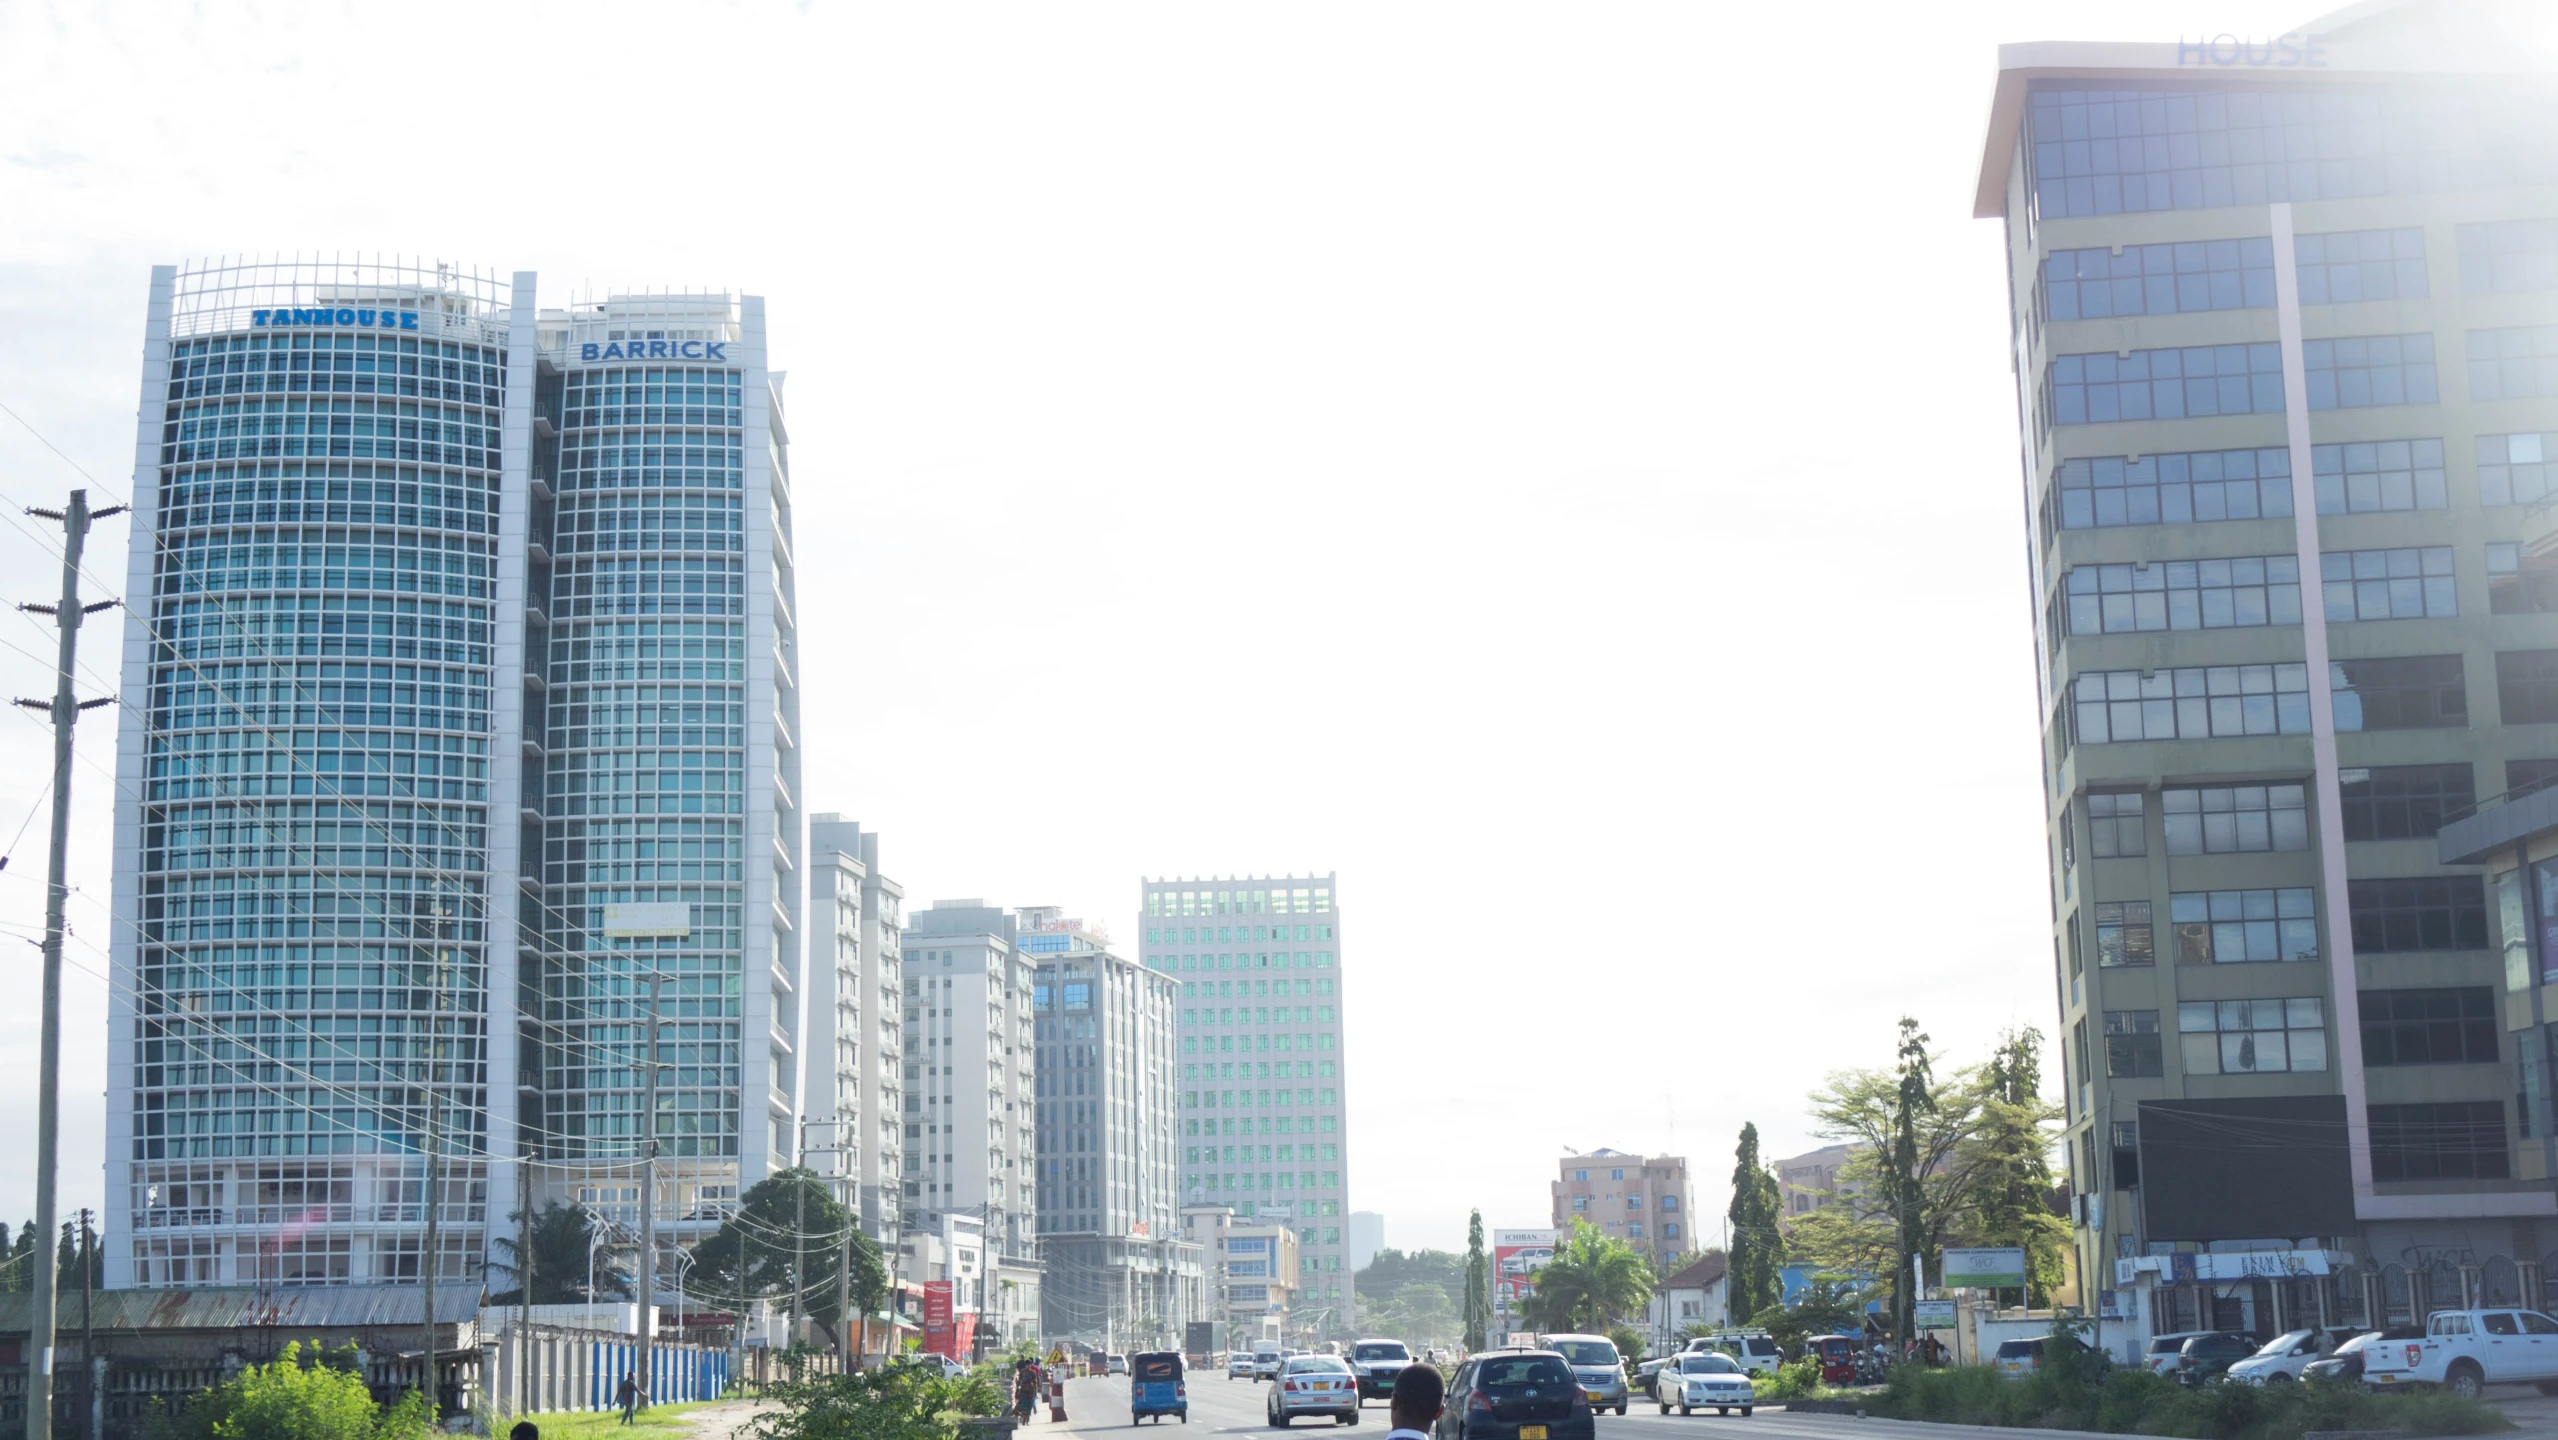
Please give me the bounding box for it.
[2044,227,2425,322]
[2071,651,2558,745]
[2087,761,2535,852]
[2082,876,2491,969]
[1146,887,1333,918]
[2052,327,2558,428]
[2042,433,2558,536]
[2100,991,2502,1077]
[2062,545,2479,636]
[1183,1007,1337,1027]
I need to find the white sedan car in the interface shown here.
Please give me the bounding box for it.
[1655,1352,1755,1417]
[1267,1355,1361,1426]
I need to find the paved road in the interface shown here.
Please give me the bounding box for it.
[1030,1374,2113,1440]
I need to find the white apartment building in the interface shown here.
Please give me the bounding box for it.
[806,817,905,1244]
[901,901,1041,1294]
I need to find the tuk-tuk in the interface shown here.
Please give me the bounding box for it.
[1811,1335,1858,1387]
[1131,1351,1188,1424]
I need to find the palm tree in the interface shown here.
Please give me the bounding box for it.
[490,1201,629,1304]
[1520,1221,1654,1333]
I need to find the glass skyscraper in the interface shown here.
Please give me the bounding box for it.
[1142,874,1354,1332]
[103,258,807,1288]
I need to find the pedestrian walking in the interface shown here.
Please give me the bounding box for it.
[1386,1362,1444,1440]
[616,1371,640,1425]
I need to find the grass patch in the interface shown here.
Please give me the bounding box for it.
[1869,1362,2513,1440]
[515,1401,719,1440]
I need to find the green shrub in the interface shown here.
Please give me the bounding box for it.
[1752,1357,1822,1400]
[746,1363,1003,1440]
[140,1341,432,1440]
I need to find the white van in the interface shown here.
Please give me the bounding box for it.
[1683,1331,1782,1377]
[1251,1340,1284,1382]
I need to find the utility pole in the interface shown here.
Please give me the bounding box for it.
[636,974,665,1401]
[76,1212,93,1440]
[793,1118,807,1349]
[17,489,123,1440]
[420,1042,441,1414]
[516,1157,534,1418]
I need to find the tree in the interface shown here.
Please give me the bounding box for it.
[1462,1210,1490,1351]
[1745,1275,1871,1352]
[1518,1220,1653,1334]
[690,1170,885,1351]
[489,1201,626,1304]
[1605,1322,1648,1367]
[1725,1124,1785,1320]
[1956,1028,2069,1307]
[1889,1019,1936,1343]
[141,1341,431,1440]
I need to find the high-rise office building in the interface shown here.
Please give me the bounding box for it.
[1978,4,2558,1336]
[105,258,807,1288]
[807,817,906,1244]
[1027,908,1194,1347]
[900,900,1041,1318]
[1143,874,1355,1332]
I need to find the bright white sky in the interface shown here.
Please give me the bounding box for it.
[0,0,2322,1260]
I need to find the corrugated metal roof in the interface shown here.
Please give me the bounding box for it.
[0,1285,483,1334]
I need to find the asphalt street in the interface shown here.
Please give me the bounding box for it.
[1026,1374,2119,1440]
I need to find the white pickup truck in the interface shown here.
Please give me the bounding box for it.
[2358,1307,2558,1398]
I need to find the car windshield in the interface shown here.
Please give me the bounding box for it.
[1477,1357,1575,1389]
[2251,1330,2314,1359]
[1678,1356,1739,1374]
[1354,1345,1409,1362]
[1288,1358,1351,1375]
[2147,1336,2190,1354]
[1550,1341,1618,1367]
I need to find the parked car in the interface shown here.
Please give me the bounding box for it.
[2300,1327,2423,1385]
[1654,1352,1754,1417]
[1543,1335,1629,1416]
[2139,1332,2221,1376]
[1268,1354,1361,1427]
[2360,1307,2558,1398]
[1435,1350,1594,1440]
[2175,1333,2260,1386]
[1634,1358,1670,1402]
[1349,1340,1417,1404]
[2225,1327,2365,1385]
[1990,1332,2105,1382]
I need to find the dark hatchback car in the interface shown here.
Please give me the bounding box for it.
[2176,1332,2260,1385]
[2300,1326,2424,1384]
[1435,1350,1594,1440]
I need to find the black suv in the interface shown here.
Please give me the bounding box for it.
[2176,1332,2259,1386]
[1435,1349,1593,1440]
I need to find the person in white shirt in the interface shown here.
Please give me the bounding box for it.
[1386,1362,1444,1440]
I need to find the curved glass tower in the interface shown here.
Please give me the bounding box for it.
[103,260,807,1290]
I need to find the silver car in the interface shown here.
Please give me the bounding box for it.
[1545,1335,1629,1416]
[1267,1355,1361,1426]
[1656,1353,1754,1416]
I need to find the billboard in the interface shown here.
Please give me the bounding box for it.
[1491,1228,1556,1335]
[2139,1095,2353,1241]
[1939,1248,2027,1289]
[922,1280,968,1358]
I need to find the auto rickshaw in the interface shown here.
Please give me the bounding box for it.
[1130,1351,1188,1424]
[1812,1335,1860,1387]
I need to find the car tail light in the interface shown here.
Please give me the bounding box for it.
[1176,1386,1186,1399]
[2404,1344,2421,1367]
[1468,1391,1492,1414]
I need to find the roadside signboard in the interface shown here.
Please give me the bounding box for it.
[1940,1247,2028,1289]
[1913,1299,1957,1329]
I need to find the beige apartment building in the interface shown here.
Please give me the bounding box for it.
[1978,0,2558,1350]
[1773,1144,1866,1220]
[1550,1150,1696,1267]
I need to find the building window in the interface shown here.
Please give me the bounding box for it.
[2459,220,2558,294]
[1664,1222,1680,1239]
[1627,1195,1642,1209]
[2511,758,2558,799]
[2043,238,2274,319]
[2487,544,2558,614]
[2178,998,2328,1074]
[2170,888,2318,964]
[2109,1121,2140,1190]
[2162,784,2307,854]
[2065,556,2301,634]
[2314,438,2447,515]
[2303,333,2437,409]
[2478,433,2558,506]
[2321,547,2457,622]
[2049,446,2291,531]
[2073,665,2309,743]
[2103,1010,2163,1078]
[2094,901,2154,968]
[2333,654,2468,731]
[2296,228,2429,303]
[1661,1194,1678,1211]
[2468,326,2558,400]
[2339,763,2474,841]
[1571,1195,1587,1212]
[2370,1101,2510,1181]
[2349,876,2490,953]
[1610,1168,1624,1180]
[2360,987,2501,1066]
[2497,650,2558,724]
[2049,344,2282,425]
[2090,792,2146,857]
